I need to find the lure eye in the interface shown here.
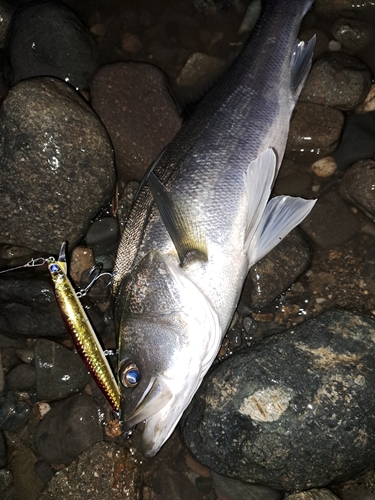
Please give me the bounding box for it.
[120,362,141,388]
[49,263,60,273]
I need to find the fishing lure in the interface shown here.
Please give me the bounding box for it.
[0,244,121,413]
[46,243,121,413]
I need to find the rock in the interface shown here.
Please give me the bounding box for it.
[5,1,99,88]
[0,352,3,393]
[0,392,30,431]
[314,0,375,20]
[356,85,375,113]
[300,53,371,111]
[34,339,90,401]
[0,430,6,468]
[182,311,375,491]
[339,159,375,222]
[5,363,36,391]
[34,459,54,485]
[333,112,375,169]
[238,0,261,35]
[286,102,344,162]
[38,442,142,500]
[0,276,67,339]
[285,490,340,499]
[311,157,337,177]
[11,446,44,500]
[36,393,103,465]
[331,19,373,52]
[176,52,225,87]
[85,216,120,256]
[69,246,95,286]
[121,33,142,53]
[332,469,375,499]
[300,191,360,248]
[240,229,312,310]
[0,77,115,254]
[90,62,181,184]
[0,467,12,493]
[212,472,282,500]
[0,2,12,50]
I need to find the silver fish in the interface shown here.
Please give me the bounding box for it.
[113,0,316,457]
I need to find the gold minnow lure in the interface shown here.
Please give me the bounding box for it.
[47,243,121,413]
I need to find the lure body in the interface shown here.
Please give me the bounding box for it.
[47,258,121,413]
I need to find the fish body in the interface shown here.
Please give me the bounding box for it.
[48,252,121,412]
[113,0,316,456]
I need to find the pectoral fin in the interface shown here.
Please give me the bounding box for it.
[246,195,316,269]
[291,35,316,98]
[148,172,208,266]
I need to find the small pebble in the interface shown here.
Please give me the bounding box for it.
[356,84,375,113]
[311,156,337,177]
[285,489,340,499]
[69,246,95,286]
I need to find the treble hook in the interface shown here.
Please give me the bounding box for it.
[76,263,112,298]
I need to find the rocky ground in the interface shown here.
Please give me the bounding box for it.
[0,0,375,499]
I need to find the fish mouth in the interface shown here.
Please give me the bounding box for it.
[123,375,174,455]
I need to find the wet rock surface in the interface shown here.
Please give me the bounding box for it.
[90,62,181,185]
[36,393,103,465]
[300,53,371,110]
[212,472,282,500]
[285,490,340,500]
[34,339,90,401]
[181,311,375,491]
[0,77,115,254]
[339,159,375,222]
[5,1,100,88]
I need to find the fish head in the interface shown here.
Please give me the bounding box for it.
[116,250,221,457]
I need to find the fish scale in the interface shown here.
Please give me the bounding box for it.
[113,0,316,457]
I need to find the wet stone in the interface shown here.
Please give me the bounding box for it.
[286,102,344,162]
[11,446,44,500]
[331,18,373,52]
[0,392,30,431]
[176,52,225,87]
[34,459,54,485]
[333,112,375,170]
[0,276,67,339]
[38,441,142,500]
[34,339,90,401]
[90,62,181,185]
[85,216,120,256]
[36,393,103,465]
[5,1,99,88]
[0,429,6,468]
[314,0,375,19]
[69,246,95,286]
[181,310,375,491]
[5,363,36,392]
[300,191,360,249]
[339,159,375,222]
[0,468,12,492]
[0,77,115,255]
[241,229,312,310]
[300,53,371,111]
[212,472,282,500]
[285,490,340,499]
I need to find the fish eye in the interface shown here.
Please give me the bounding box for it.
[120,362,141,388]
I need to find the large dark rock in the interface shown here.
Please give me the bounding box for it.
[181,311,375,491]
[36,393,103,465]
[5,1,99,89]
[0,77,115,254]
[339,159,375,222]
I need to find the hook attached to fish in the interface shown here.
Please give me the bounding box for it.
[0,243,121,414]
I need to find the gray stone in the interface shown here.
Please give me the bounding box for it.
[241,229,312,310]
[332,18,373,52]
[85,216,120,256]
[0,276,67,339]
[285,489,340,499]
[286,102,344,162]
[314,0,375,20]
[11,446,44,500]
[300,53,371,111]
[90,62,181,185]
[5,1,99,89]
[36,393,103,465]
[340,159,375,222]
[5,363,36,392]
[34,339,90,401]
[212,472,282,500]
[333,112,375,170]
[181,311,375,491]
[38,442,142,500]
[0,77,115,254]
[0,468,12,493]
[300,191,360,248]
[0,392,30,431]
